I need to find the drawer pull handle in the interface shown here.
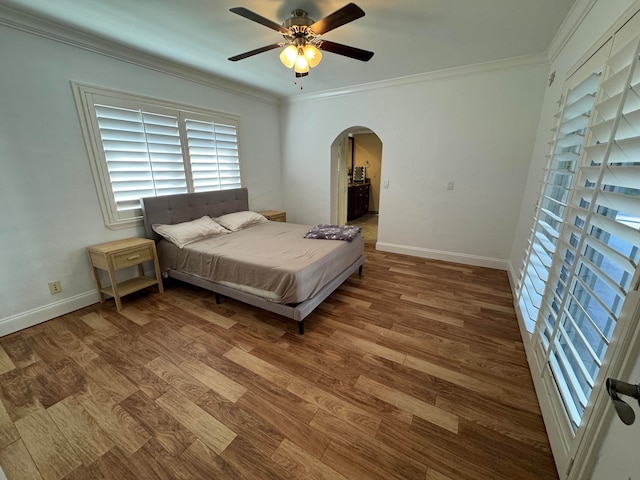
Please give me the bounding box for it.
[127,254,141,260]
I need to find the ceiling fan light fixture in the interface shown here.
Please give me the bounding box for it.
[229,4,373,87]
[279,44,298,68]
[303,44,322,67]
[294,53,310,74]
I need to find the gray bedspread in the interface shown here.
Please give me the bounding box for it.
[157,221,364,304]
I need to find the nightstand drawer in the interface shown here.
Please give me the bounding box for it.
[113,246,153,269]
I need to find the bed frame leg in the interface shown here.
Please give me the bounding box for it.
[298,321,304,335]
[359,265,363,276]
[214,293,221,304]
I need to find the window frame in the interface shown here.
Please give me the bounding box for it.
[72,82,243,229]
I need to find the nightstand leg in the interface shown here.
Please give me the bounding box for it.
[106,269,122,311]
[92,267,105,303]
[151,243,164,293]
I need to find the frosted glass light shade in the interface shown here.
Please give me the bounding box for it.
[294,55,309,74]
[303,44,322,67]
[279,45,298,68]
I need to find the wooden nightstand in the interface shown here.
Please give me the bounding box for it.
[88,237,163,311]
[259,210,287,222]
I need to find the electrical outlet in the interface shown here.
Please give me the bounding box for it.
[48,281,62,294]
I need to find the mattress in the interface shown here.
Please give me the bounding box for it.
[157,221,364,304]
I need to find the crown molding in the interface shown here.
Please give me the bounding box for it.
[557,0,640,80]
[0,5,280,105]
[282,53,549,104]
[548,0,640,65]
[547,0,599,64]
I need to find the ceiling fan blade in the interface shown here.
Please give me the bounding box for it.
[229,7,289,34]
[228,43,282,62]
[310,3,365,35]
[318,40,373,62]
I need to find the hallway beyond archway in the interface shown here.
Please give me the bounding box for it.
[347,213,377,244]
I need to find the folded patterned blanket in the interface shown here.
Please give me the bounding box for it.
[304,224,362,242]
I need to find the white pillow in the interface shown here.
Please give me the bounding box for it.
[215,211,269,232]
[152,216,229,248]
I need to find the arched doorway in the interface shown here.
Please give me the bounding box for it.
[330,127,382,245]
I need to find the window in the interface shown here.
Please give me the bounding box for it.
[540,32,640,432]
[516,18,640,447]
[517,70,601,332]
[73,83,242,228]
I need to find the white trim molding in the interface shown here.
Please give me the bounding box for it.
[547,0,599,63]
[376,242,509,271]
[0,5,279,105]
[0,291,101,337]
[284,53,549,104]
[548,0,640,66]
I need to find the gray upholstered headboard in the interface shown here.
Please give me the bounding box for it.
[141,188,250,241]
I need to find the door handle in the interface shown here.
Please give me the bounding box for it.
[606,378,640,425]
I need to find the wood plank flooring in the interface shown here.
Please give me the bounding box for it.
[0,245,559,479]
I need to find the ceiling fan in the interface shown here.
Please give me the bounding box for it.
[228,3,374,80]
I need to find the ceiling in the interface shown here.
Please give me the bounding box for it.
[1,0,577,98]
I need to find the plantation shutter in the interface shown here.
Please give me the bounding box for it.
[74,84,243,227]
[524,22,640,439]
[184,116,241,191]
[544,31,640,431]
[95,105,187,213]
[517,57,603,332]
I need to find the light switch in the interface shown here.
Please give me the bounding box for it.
[447,181,454,190]
[383,180,389,188]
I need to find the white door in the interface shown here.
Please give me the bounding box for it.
[517,10,640,478]
[337,137,349,225]
[565,15,640,478]
[584,296,640,479]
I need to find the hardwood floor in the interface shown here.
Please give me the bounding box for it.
[347,213,378,244]
[0,245,558,480]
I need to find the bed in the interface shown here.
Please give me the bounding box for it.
[141,188,364,334]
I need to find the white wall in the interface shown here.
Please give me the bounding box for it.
[280,59,548,269]
[0,24,282,334]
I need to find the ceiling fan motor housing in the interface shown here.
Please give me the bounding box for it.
[228,4,373,64]
[283,10,315,29]
[282,10,316,45]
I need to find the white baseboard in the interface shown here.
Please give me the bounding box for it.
[375,242,509,270]
[507,260,520,290]
[0,291,100,336]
